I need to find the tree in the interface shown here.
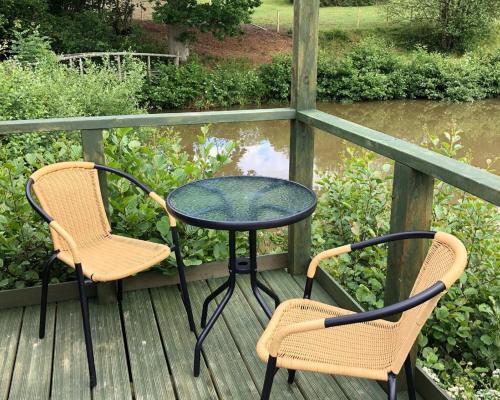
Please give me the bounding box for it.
[153,0,261,61]
[386,0,500,51]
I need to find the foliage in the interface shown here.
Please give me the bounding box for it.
[312,130,499,398]
[9,26,55,64]
[385,0,500,52]
[145,58,265,110]
[261,39,500,104]
[0,125,236,288]
[0,52,144,120]
[0,0,49,45]
[153,0,261,40]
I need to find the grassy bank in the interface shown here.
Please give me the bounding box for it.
[251,0,391,31]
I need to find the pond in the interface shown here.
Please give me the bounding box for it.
[175,99,500,179]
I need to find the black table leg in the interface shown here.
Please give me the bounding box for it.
[249,230,280,319]
[194,230,237,377]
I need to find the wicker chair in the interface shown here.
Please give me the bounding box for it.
[256,231,467,400]
[26,161,195,389]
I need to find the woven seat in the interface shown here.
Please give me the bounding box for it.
[257,231,467,400]
[57,234,170,282]
[257,298,398,381]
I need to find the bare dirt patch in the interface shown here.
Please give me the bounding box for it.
[136,21,292,64]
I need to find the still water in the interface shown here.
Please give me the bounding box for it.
[174,99,500,178]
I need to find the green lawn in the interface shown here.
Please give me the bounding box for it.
[251,0,390,32]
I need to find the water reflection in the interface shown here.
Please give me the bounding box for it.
[238,140,289,178]
[175,99,500,176]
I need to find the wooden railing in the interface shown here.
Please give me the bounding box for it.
[1,108,498,302]
[58,52,180,78]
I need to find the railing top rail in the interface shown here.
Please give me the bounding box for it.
[0,108,296,135]
[298,109,500,206]
[58,52,179,60]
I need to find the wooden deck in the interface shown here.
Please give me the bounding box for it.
[0,269,419,400]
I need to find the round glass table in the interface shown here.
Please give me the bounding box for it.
[166,176,317,376]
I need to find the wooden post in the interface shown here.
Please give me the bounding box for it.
[288,0,320,275]
[79,58,83,75]
[385,162,434,387]
[116,55,122,80]
[147,55,151,80]
[277,10,280,33]
[81,129,115,303]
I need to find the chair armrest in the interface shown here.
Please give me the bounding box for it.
[269,281,445,357]
[304,231,436,298]
[95,164,177,227]
[49,221,82,264]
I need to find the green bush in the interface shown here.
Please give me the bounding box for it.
[144,58,265,110]
[311,130,499,398]
[261,39,500,104]
[0,56,144,120]
[0,126,236,288]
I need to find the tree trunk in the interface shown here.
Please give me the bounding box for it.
[166,24,190,62]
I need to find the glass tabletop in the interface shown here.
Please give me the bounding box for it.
[166,176,317,230]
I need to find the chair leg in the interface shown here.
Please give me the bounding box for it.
[388,372,397,400]
[404,356,416,400]
[116,279,123,304]
[261,356,277,400]
[39,252,58,339]
[172,227,195,332]
[76,264,97,389]
[287,370,296,384]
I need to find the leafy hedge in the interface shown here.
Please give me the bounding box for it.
[144,39,500,110]
[0,57,145,120]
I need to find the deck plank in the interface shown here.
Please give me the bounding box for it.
[0,307,23,400]
[150,285,218,400]
[121,290,176,400]
[189,280,261,400]
[9,304,55,400]
[238,271,349,400]
[51,300,91,400]
[90,301,132,400]
[208,278,306,400]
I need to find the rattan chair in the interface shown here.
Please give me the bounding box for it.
[26,161,195,389]
[256,231,467,400]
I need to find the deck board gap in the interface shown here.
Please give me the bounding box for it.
[48,303,58,399]
[147,288,182,400]
[117,301,134,385]
[5,307,25,400]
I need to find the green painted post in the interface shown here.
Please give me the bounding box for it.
[81,129,115,303]
[385,162,434,387]
[288,0,320,275]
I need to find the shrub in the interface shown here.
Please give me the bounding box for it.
[0,55,144,120]
[257,39,500,105]
[145,58,265,110]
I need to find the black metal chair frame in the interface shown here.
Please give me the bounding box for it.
[261,231,446,400]
[26,164,195,389]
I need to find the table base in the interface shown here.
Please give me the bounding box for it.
[193,230,280,377]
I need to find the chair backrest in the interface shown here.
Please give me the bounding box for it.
[30,162,111,251]
[392,231,467,373]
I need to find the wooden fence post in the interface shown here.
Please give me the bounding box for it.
[385,162,434,386]
[288,0,320,275]
[81,129,116,304]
